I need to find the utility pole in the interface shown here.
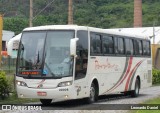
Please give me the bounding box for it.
[0,15,3,67]
[153,21,155,44]
[68,0,73,24]
[29,0,33,27]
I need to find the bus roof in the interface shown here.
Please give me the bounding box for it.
[23,25,86,31]
[23,25,149,40]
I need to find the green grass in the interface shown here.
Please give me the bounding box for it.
[142,97,160,104]
[0,95,39,104]
[152,84,160,86]
[129,97,160,113]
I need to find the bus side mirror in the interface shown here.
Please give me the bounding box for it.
[70,38,79,56]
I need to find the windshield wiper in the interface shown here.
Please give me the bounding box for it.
[48,72,56,77]
[52,76,62,79]
[63,75,72,77]
[44,63,56,76]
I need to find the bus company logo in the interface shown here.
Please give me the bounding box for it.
[2,105,42,110]
[37,84,43,88]
[37,79,45,88]
[95,59,119,70]
[2,105,12,110]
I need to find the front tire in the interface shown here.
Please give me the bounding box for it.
[40,99,52,105]
[131,78,140,97]
[86,83,97,103]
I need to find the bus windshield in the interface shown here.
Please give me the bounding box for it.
[17,30,74,78]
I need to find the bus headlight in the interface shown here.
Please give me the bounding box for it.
[16,80,28,87]
[58,81,72,87]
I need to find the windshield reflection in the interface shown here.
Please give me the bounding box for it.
[43,31,74,78]
[18,32,45,71]
[17,30,74,78]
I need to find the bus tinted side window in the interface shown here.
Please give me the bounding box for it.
[90,33,102,55]
[114,37,125,55]
[142,40,151,56]
[134,40,143,55]
[75,30,88,80]
[125,38,134,55]
[146,41,151,56]
[102,35,114,54]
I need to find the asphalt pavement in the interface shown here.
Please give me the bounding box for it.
[0,85,160,113]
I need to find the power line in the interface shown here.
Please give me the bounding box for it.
[32,0,55,21]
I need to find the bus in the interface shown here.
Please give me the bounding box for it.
[14,25,152,105]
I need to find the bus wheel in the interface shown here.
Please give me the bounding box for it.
[86,83,97,103]
[40,99,52,105]
[131,78,140,97]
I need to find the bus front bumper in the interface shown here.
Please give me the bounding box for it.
[17,85,77,102]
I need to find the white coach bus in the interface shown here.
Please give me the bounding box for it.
[15,25,152,105]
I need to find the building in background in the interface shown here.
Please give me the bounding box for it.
[1,30,15,69]
[2,30,15,51]
[7,33,21,58]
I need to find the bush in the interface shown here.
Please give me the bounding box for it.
[152,68,160,84]
[0,71,9,99]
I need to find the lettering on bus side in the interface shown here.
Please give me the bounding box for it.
[95,59,119,71]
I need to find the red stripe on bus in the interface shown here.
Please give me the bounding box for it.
[102,57,129,94]
[107,57,133,93]
[124,60,143,91]
[38,79,45,84]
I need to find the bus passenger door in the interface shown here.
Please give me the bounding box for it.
[74,50,88,98]
[74,30,89,98]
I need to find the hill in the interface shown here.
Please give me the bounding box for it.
[0,0,160,34]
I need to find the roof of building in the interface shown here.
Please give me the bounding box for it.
[2,30,15,41]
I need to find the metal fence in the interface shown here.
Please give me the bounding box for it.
[1,56,16,73]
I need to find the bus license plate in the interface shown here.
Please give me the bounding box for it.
[37,92,47,96]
